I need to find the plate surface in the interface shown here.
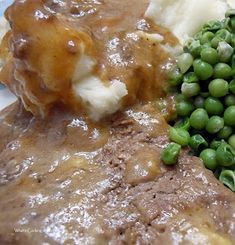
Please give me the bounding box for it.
[0,0,16,110]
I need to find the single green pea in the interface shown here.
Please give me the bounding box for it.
[224,95,235,106]
[216,143,235,167]
[189,134,208,150]
[219,170,235,192]
[208,79,229,97]
[169,127,190,146]
[168,68,183,86]
[204,97,224,115]
[200,47,219,65]
[211,36,224,48]
[176,100,194,117]
[177,53,194,74]
[200,149,218,170]
[229,80,235,95]
[206,116,224,134]
[214,63,232,79]
[217,42,233,62]
[181,83,200,97]
[175,94,187,102]
[200,31,215,44]
[210,140,224,150]
[228,135,235,150]
[174,118,190,131]
[224,106,235,127]
[184,39,201,58]
[194,96,205,108]
[161,143,181,165]
[193,59,213,80]
[215,29,232,43]
[194,31,203,41]
[183,72,198,83]
[218,126,233,139]
[189,108,209,130]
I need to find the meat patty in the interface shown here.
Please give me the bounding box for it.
[0,102,235,245]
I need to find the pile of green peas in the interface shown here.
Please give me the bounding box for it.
[161,10,235,192]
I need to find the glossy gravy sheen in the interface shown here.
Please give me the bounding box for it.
[0,0,177,117]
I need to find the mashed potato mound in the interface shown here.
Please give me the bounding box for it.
[145,0,229,44]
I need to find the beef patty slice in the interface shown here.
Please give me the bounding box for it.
[0,102,235,245]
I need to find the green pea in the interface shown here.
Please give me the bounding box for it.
[206,116,224,134]
[204,97,224,115]
[224,106,235,127]
[210,140,224,150]
[189,134,208,150]
[183,72,198,83]
[214,63,232,79]
[211,36,224,48]
[194,31,203,41]
[189,108,209,130]
[208,79,229,97]
[219,170,235,192]
[224,95,235,106]
[215,29,231,43]
[194,96,205,108]
[169,127,190,146]
[161,143,181,165]
[176,100,194,117]
[231,17,235,32]
[228,135,235,150]
[216,143,235,167]
[193,59,213,80]
[175,94,187,102]
[177,53,194,74]
[231,34,235,48]
[203,20,222,32]
[168,68,183,86]
[200,149,218,170]
[218,126,233,139]
[200,31,215,44]
[231,55,235,70]
[174,118,190,131]
[181,83,200,97]
[200,47,219,65]
[229,80,235,95]
[184,39,201,58]
[217,42,233,62]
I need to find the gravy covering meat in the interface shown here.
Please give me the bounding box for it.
[1,0,235,245]
[1,102,235,244]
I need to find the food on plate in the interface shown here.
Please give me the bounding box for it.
[166,12,235,191]
[0,0,235,244]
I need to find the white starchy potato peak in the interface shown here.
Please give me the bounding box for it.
[72,50,127,121]
[145,0,229,44]
[74,76,128,121]
[227,0,235,8]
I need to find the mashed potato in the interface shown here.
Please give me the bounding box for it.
[145,0,229,44]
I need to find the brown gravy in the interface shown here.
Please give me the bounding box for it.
[0,0,177,117]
